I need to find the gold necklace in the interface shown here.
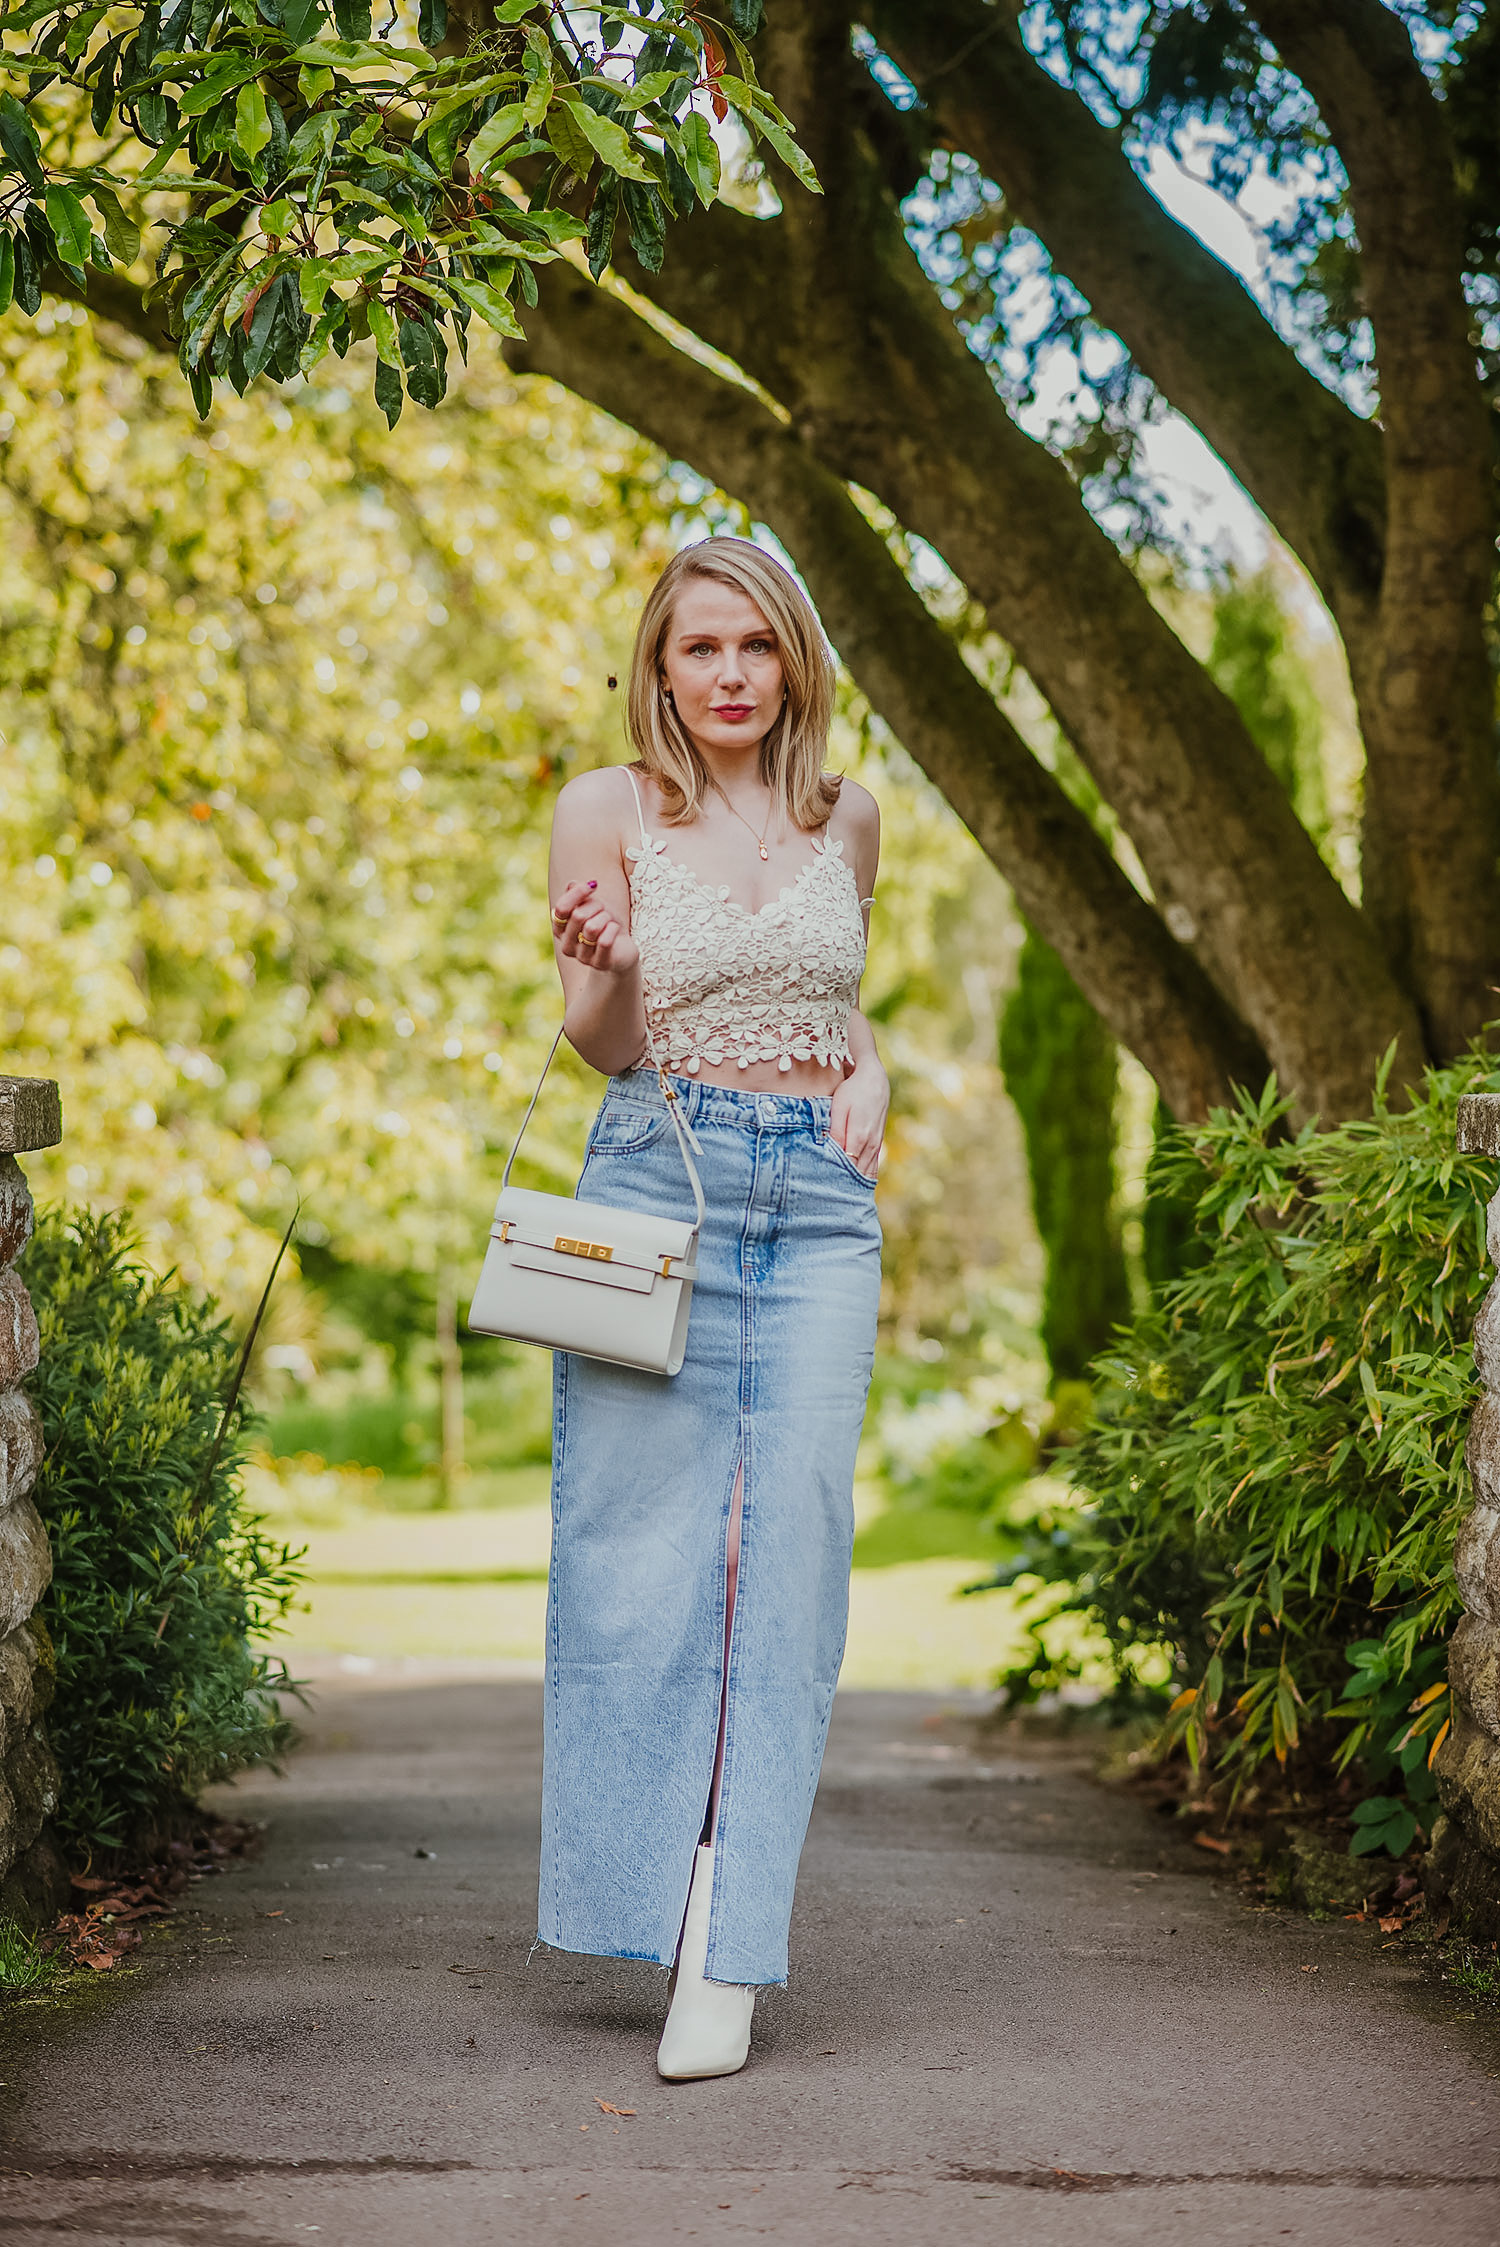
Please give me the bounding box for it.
[721,787,775,861]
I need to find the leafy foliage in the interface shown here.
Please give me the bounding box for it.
[0,0,811,423]
[26,1206,303,1854]
[1044,1055,1500,1843]
[0,309,688,1308]
[0,1916,57,1989]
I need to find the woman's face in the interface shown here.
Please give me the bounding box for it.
[659,578,786,757]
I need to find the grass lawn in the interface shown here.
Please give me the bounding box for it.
[260,1475,1028,1690]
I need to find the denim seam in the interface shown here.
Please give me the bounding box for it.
[705,1131,761,1981]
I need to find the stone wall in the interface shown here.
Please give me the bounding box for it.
[1431,1093,1500,1933]
[0,1076,66,1924]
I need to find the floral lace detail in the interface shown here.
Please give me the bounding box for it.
[626,824,867,1075]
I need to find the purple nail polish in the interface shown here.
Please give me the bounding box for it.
[587,880,597,890]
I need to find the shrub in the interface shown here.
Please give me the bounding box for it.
[1043,1057,1500,1840]
[25,1210,303,1857]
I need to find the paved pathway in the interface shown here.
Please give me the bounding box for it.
[3,1678,1500,2244]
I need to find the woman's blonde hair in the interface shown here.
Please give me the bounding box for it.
[625,537,839,830]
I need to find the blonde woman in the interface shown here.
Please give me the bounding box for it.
[541,536,886,2080]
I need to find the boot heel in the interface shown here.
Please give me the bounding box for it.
[656,1845,755,2080]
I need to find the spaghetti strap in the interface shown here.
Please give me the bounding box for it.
[623,765,650,847]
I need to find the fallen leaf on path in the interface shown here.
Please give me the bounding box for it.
[595,2100,635,2116]
[1193,1832,1232,1855]
[447,1964,492,1973]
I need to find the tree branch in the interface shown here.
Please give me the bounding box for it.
[1250,0,1500,1055]
[509,266,1268,1119]
[42,263,176,354]
[612,168,1425,1112]
[862,0,1388,632]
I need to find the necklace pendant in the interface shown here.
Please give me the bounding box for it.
[758,843,769,860]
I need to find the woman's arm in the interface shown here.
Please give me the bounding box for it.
[829,782,889,1176]
[547,770,649,1076]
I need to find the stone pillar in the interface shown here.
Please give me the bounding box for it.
[1431,1094,1500,1932]
[0,1076,66,1924]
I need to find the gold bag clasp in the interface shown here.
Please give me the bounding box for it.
[553,1235,614,1262]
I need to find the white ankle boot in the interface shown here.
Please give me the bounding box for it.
[656,1845,755,2080]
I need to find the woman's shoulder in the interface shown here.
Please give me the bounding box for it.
[827,774,879,842]
[554,763,642,831]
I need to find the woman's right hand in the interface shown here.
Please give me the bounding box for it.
[551,877,640,976]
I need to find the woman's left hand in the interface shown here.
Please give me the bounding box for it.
[830,1060,889,1179]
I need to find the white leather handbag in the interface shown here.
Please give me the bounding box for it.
[467,1027,706,1376]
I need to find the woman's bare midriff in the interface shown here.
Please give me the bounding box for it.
[664,1058,847,1097]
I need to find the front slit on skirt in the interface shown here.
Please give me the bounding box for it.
[537,1068,881,1988]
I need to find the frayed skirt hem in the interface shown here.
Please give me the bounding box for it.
[532,1929,788,1988]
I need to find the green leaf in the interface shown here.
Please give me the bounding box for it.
[89,186,142,267]
[584,70,676,113]
[297,63,334,102]
[719,78,821,194]
[0,90,45,190]
[0,231,13,317]
[493,0,543,18]
[510,206,585,245]
[137,121,192,181]
[427,71,518,129]
[373,353,404,426]
[288,41,431,71]
[563,95,655,183]
[677,109,719,205]
[298,257,335,317]
[259,197,296,240]
[286,109,341,173]
[543,100,598,182]
[235,79,272,163]
[328,248,399,279]
[466,100,529,175]
[366,294,400,366]
[176,62,264,119]
[446,273,523,337]
[1382,1808,1418,1856]
[1357,1356,1384,1435]
[45,184,93,270]
[65,4,110,61]
[298,298,345,375]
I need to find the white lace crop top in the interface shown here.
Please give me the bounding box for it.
[622,767,868,1075]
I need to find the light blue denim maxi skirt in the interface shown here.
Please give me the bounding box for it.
[539,1067,882,1987]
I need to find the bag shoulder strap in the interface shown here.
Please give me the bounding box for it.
[501,1026,706,1232]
